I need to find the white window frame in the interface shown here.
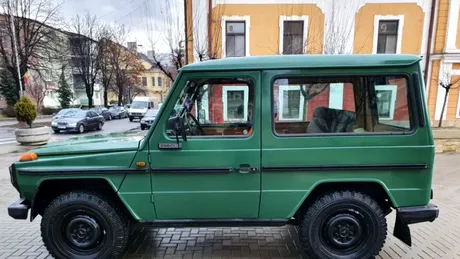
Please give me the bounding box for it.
[372,15,404,54]
[221,16,250,58]
[375,85,398,120]
[278,85,305,122]
[279,15,309,55]
[457,90,460,118]
[223,85,249,122]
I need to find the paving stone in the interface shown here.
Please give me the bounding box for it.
[0,154,458,258]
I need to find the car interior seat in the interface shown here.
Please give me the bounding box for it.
[306,107,356,134]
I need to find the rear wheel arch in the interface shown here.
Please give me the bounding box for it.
[292,180,396,225]
[31,178,136,223]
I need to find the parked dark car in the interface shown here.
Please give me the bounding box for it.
[108,106,127,119]
[51,110,104,134]
[140,109,159,130]
[51,108,81,121]
[91,107,112,121]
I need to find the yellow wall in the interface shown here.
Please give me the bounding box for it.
[210,4,324,57]
[434,0,449,53]
[354,3,424,54]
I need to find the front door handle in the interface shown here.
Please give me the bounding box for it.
[237,164,258,174]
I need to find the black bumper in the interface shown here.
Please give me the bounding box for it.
[393,203,439,246]
[8,198,30,220]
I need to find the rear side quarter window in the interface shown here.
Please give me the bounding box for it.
[272,75,412,136]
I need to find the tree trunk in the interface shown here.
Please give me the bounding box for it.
[118,89,123,106]
[103,86,108,107]
[438,88,449,127]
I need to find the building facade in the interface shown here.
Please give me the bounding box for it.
[184,0,460,127]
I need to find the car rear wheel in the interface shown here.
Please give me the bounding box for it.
[78,124,85,134]
[299,191,387,259]
[108,115,112,121]
[141,125,146,130]
[129,117,133,122]
[97,122,103,130]
[41,191,127,259]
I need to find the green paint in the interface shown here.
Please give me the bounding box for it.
[9,54,435,226]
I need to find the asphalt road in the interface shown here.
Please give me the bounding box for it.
[0,117,143,155]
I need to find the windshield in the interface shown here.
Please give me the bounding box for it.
[146,109,158,117]
[62,110,85,118]
[131,101,148,109]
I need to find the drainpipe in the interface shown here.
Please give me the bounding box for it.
[207,0,212,59]
[423,0,437,84]
[184,0,188,64]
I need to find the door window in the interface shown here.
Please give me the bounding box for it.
[272,75,412,135]
[167,77,254,137]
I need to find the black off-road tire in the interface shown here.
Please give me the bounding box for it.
[41,191,128,259]
[299,191,387,259]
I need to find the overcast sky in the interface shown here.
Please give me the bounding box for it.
[59,0,184,53]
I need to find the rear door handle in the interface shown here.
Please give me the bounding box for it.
[237,164,258,174]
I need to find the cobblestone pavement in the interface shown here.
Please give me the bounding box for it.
[0,153,459,259]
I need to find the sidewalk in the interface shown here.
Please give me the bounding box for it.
[433,127,460,153]
[0,117,52,127]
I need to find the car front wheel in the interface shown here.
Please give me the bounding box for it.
[78,124,85,134]
[41,191,127,259]
[299,191,387,259]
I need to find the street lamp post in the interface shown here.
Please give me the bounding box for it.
[9,11,24,98]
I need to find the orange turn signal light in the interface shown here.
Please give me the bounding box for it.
[19,153,38,162]
[136,161,146,168]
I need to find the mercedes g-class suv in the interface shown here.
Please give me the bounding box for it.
[8,54,439,259]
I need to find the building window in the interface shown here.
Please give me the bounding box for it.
[272,76,411,135]
[223,86,249,122]
[373,16,404,54]
[283,21,304,54]
[278,85,305,121]
[152,77,155,86]
[142,77,147,86]
[377,21,398,53]
[158,77,162,87]
[226,21,246,57]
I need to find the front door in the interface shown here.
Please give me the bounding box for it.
[149,71,261,219]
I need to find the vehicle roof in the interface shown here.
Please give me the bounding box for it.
[180,54,421,72]
[133,96,153,99]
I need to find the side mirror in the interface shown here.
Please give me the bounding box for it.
[52,112,56,116]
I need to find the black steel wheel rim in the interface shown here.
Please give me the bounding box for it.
[65,215,102,249]
[52,209,110,255]
[320,208,367,253]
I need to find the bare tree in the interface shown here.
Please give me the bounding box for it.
[68,11,104,108]
[25,71,47,111]
[99,27,115,107]
[143,0,184,81]
[438,65,460,127]
[0,0,62,104]
[108,25,145,105]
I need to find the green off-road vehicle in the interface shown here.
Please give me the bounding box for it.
[8,54,439,259]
